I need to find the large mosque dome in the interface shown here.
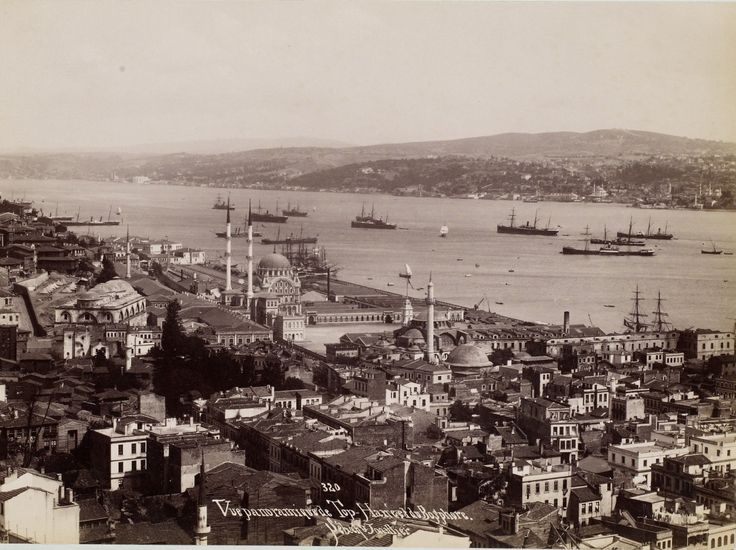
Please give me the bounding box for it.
[258,253,291,270]
[445,343,492,369]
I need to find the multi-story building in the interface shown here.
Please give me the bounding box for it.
[88,415,159,490]
[610,395,647,421]
[678,329,735,361]
[517,397,580,463]
[608,441,690,488]
[689,433,736,474]
[507,459,574,510]
[651,454,711,497]
[0,468,79,543]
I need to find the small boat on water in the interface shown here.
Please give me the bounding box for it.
[604,304,616,308]
[387,282,395,287]
[702,241,723,255]
[464,274,472,277]
[440,224,449,238]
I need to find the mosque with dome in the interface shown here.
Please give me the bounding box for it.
[217,206,305,341]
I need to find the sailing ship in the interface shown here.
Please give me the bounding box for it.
[350,204,397,230]
[250,201,288,223]
[282,202,308,217]
[624,285,649,332]
[701,241,723,255]
[440,225,449,238]
[497,208,558,236]
[213,194,235,210]
[65,206,121,226]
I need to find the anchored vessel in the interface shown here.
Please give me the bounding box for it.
[351,204,397,230]
[282,202,308,217]
[617,218,674,240]
[702,241,723,255]
[440,225,449,238]
[65,206,121,226]
[562,226,655,256]
[251,201,288,223]
[497,208,558,236]
[212,194,235,210]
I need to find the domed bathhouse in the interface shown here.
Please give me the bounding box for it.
[445,342,493,378]
[54,278,147,327]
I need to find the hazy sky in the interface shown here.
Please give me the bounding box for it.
[1,1,735,151]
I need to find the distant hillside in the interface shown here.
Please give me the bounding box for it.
[353,129,736,159]
[1,129,734,186]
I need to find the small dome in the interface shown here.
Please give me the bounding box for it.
[93,277,136,295]
[402,328,425,340]
[258,253,291,270]
[445,344,492,368]
[78,291,97,301]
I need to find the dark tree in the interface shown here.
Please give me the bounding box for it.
[161,300,184,356]
[449,400,473,422]
[490,348,514,366]
[282,377,306,390]
[96,257,118,285]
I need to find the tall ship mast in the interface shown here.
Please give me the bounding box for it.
[497,208,558,236]
[624,285,650,333]
[651,291,672,332]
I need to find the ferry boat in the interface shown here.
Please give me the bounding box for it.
[213,194,235,210]
[251,201,288,224]
[350,204,397,230]
[282,202,308,217]
[497,209,558,236]
[562,226,654,256]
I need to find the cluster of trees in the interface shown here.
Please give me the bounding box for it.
[151,301,291,415]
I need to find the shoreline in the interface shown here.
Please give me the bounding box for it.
[8,177,735,212]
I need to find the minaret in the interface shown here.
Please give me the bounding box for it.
[246,199,254,305]
[425,274,436,364]
[224,198,232,292]
[125,225,131,279]
[194,452,210,545]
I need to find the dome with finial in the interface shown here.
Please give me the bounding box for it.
[257,253,291,270]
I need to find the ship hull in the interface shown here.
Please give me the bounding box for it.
[498,225,558,236]
[617,231,673,240]
[283,211,308,217]
[65,221,121,226]
[351,221,397,230]
[262,237,318,245]
[251,214,288,223]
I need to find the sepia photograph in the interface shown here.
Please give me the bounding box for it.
[0,1,735,547]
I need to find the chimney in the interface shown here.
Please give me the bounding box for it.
[563,311,570,336]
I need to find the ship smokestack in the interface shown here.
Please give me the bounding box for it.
[563,311,570,336]
[225,197,232,292]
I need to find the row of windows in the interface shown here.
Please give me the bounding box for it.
[711,534,735,548]
[118,442,146,455]
[526,479,568,495]
[117,458,146,473]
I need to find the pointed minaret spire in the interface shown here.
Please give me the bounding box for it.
[125,225,131,279]
[194,450,210,545]
[425,274,436,364]
[246,199,254,307]
[224,197,232,292]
